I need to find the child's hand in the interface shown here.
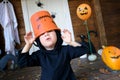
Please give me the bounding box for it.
[22,32,35,53]
[62,29,81,47]
[24,31,35,45]
[61,29,72,44]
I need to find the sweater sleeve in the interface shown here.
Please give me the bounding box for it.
[67,42,89,59]
[17,49,41,68]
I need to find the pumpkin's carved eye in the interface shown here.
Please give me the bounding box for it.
[84,7,88,10]
[79,8,83,11]
[108,51,111,53]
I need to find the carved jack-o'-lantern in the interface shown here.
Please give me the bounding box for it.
[101,46,120,70]
[76,3,91,21]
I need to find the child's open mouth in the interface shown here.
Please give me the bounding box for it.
[46,37,51,41]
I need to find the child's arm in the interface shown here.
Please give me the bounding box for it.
[61,29,81,47]
[22,32,35,53]
[67,41,81,47]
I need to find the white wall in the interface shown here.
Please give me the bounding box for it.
[21,0,75,53]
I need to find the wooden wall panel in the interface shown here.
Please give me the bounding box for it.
[100,0,120,47]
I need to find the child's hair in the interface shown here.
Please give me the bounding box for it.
[35,30,63,50]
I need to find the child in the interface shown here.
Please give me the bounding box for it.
[18,10,89,80]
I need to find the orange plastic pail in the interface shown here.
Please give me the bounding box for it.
[30,10,60,39]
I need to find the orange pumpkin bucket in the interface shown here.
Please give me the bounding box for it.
[30,10,60,39]
[101,46,120,70]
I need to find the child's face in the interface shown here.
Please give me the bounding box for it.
[39,30,57,50]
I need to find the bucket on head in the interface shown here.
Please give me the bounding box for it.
[30,10,60,39]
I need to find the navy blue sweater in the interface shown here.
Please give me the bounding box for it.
[18,30,89,80]
[18,44,88,80]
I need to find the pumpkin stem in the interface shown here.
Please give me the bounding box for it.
[102,45,105,49]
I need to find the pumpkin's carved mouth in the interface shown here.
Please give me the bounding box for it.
[111,55,120,59]
[80,12,88,15]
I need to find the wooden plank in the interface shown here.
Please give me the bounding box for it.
[92,0,107,46]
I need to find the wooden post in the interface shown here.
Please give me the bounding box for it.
[92,0,107,46]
